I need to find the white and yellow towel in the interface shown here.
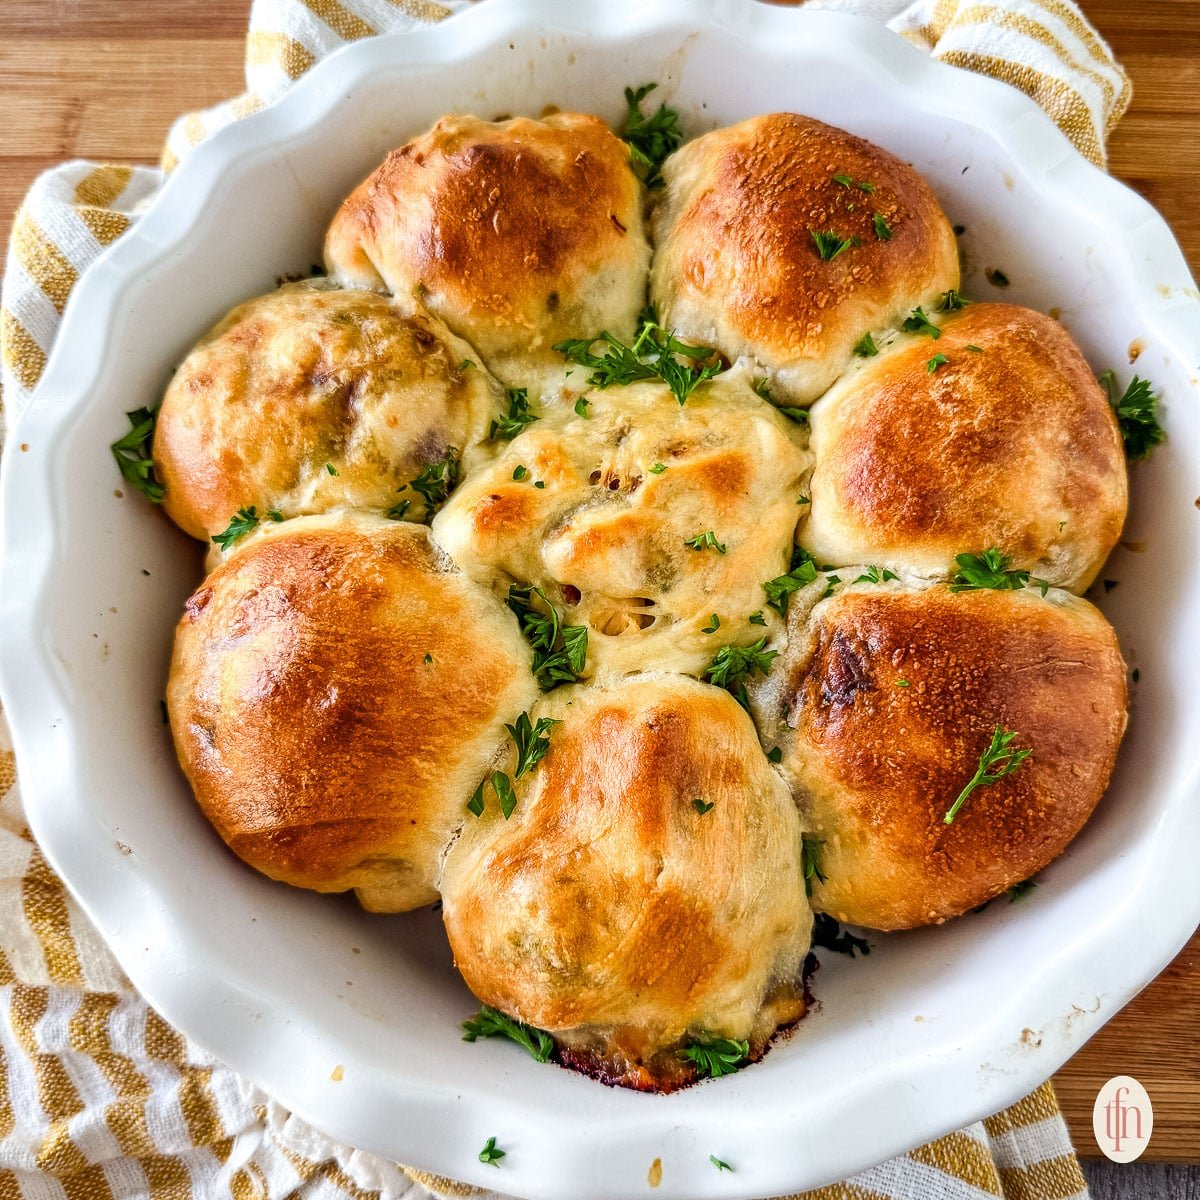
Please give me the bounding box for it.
[0,1,1128,1196]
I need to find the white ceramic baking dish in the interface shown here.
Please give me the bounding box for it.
[2,1,1199,1196]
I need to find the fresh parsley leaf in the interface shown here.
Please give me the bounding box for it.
[466,780,486,817]
[462,1004,554,1062]
[620,83,683,189]
[1008,878,1037,903]
[212,506,260,550]
[778,407,810,426]
[812,913,871,958]
[649,462,668,474]
[710,1155,734,1172]
[507,584,589,689]
[749,610,767,626]
[949,548,1048,595]
[902,307,941,339]
[752,377,773,401]
[492,770,518,819]
[927,353,949,373]
[553,309,723,406]
[506,711,561,778]
[766,746,782,764]
[512,465,529,481]
[702,613,721,634]
[684,530,727,554]
[386,498,411,521]
[692,797,715,815]
[479,1137,506,1167]
[802,835,827,897]
[943,725,1032,824]
[854,565,898,584]
[325,462,338,476]
[896,679,910,687]
[110,407,164,503]
[937,289,970,312]
[832,172,854,188]
[534,480,546,489]
[574,396,591,418]
[853,331,879,358]
[1099,371,1165,460]
[809,229,858,262]
[491,388,540,440]
[872,213,892,241]
[679,1035,750,1078]
[402,449,460,517]
[966,343,984,353]
[267,509,284,522]
[458,358,475,370]
[764,547,819,616]
[703,637,778,709]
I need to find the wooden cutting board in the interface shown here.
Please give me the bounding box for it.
[0,0,1196,1164]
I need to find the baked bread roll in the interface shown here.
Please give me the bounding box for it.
[167,512,539,912]
[440,675,811,1090]
[749,581,1127,930]
[153,281,498,540]
[650,112,959,407]
[801,303,1127,592]
[324,112,651,393]
[431,375,810,679]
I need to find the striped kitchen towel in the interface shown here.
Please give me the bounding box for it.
[0,1,1127,1196]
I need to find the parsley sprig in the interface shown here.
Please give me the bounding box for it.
[212,506,261,550]
[679,1035,750,1078]
[809,229,859,262]
[703,637,777,709]
[764,547,820,616]
[854,565,898,584]
[620,83,683,189]
[479,1137,506,1167]
[937,289,970,312]
[507,585,588,689]
[1099,370,1165,460]
[506,711,561,778]
[950,548,1049,596]
[491,388,540,440]
[554,308,723,406]
[398,449,460,518]
[943,725,1032,824]
[111,407,164,502]
[901,307,941,339]
[684,530,726,554]
[462,1005,554,1062]
[802,835,827,897]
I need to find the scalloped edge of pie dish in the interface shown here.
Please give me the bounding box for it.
[3,2,1200,1197]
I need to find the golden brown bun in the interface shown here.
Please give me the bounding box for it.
[167,512,539,911]
[324,112,650,392]
[153,282,499,542]
[749,582,1127,930]
[431,373,810,679]
[802,304,1127,592]
[650,113,959,406]
[440,675,811,1090]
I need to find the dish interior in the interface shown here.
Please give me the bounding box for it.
[6,5,1200,1197]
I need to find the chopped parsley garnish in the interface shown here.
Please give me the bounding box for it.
[778,407,810,426]
[937,289,970,312]
[943,725,1032,824]
[950,548,1048,596]
[554,308,723,406]
[512,465,529,481]
[479,1137,506,1167]
[1008,878,1037,903]
[812,913,871,957]
[753,377,773,401]
[462,1005,554,1062]
[507,584,588,689]
[896,679,910,687]
[764,547,819,616]
[832,172,874,193]
[1099,371,1165,460]
[679,1035,750,1078]
[684,530,727,554]
[458,358,474,370]
[927,353,949,373]
[802,835,827,897]
[423,652,433,664]
[766,746,782,763]
[574,396,591,418]
[325,462,338,476]
[212,506,260,550]
[710,1156,734,1172]
[854,565,898,584]
[702,613,721,634]
[966,343,984,353]
[749,610,767,626]
[267,509,283,522]
[534,480,546,489]
[809,229,858,262]
[466,779,486,817]
[853,331,879,358]
[466,771,519,819]
[491,388,540,440]
[400,449,460,517]
[506,710,561,778]
[872,213,892,241]
[649,462,668,474]
[832,172,853,188]
[386,498,411,521]
[901,307,941,339]
[620,83,683,189]
[111,407,164,502]
[692,797,715,815]
[703,637,777,709]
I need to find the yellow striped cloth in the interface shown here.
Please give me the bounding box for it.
[0,0,1129,1196]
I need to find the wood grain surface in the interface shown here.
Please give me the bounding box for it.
[0,0,1196,1166]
